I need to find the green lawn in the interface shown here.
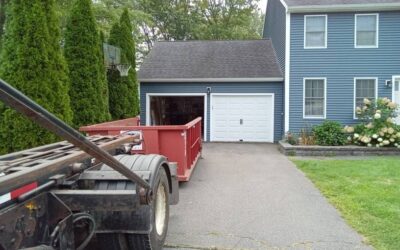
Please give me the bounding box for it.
[292,157,400,250]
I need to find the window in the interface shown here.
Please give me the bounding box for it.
[354,78,377,117]
[304,78,326,118]
[355,14,378,48]
[304,15,327,48]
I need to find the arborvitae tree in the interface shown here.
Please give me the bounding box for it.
[43,0,73,121]
[64,0,110,127]
[107,9,139,119]
[0,0,6,50]
[0,0,73,154]
[98,31,110,118]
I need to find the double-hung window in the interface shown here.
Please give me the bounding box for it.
[304,78,326,119]
[354,78,377,118]
[304,15,327,48]
[355,14,378,48]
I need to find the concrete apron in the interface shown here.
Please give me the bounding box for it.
[164,143,371,250]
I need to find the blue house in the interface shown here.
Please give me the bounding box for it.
[138,0,400,143]
[264,0,400,133]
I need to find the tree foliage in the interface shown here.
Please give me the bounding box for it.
[107,9,140,119]
[0,0,7,50]
[64,0,110,127]
[55,0,264,60]
[138,0,263,44]
[0,0,72,154]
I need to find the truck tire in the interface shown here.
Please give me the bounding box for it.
[94,155,170,250]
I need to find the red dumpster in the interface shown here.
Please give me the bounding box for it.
[80,117,202,181]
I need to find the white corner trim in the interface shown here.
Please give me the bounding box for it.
[288,3,400,13]
[303,77,327,120]
[392,75,400,103]
[145,93,208,141]
[353,77,379,119]
[304,15,328,49]
[284,13,290,133]
[140,77,284,83]
[354,13,379,49]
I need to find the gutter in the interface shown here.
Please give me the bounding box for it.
[139,77,284,83]
[287,3,400,13]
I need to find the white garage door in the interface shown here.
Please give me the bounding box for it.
[211,94,274,142]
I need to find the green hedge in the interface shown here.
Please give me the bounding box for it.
[107,9,139,119]
[64,0,110,128]
[0,0,72,154]
[313,121,347,146]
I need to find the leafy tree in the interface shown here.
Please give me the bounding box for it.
[64,0,110,127]
[107,9,139,119]
[56,0,264,61]
[0,0,73,154]
[138,0,195,41]
[138,0,263,43]
[193,0,262,40]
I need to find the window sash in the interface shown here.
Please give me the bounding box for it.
[355,79,376,113]
[305,16,326,48]
[356,15,377,47]
[304,79,325,118]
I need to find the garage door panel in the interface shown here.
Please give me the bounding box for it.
[211,95,274,142]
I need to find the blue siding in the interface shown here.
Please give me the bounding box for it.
[289,11,400,132]
[264,0,286,73]
[140,82,284,142]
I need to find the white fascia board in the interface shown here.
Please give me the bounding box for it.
[288,3,400,13]
[139,77,284,83]
[278,0,289,9]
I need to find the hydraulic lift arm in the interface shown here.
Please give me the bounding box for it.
[0,79,152,203]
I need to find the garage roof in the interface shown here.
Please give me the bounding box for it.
[282,0,400,12]
[138,40,283,82]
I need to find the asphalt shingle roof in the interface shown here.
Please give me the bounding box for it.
[138,40,283,82]
[285,0,400,7]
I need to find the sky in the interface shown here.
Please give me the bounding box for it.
[258,0,268,13]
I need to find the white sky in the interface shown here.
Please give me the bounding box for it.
[258,0,268,13]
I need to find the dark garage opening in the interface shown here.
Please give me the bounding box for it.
[150,96,204,134]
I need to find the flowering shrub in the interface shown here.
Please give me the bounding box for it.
[344,97,400,148]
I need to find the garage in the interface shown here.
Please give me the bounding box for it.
[138,40,284,142]
[146,94,206,136]
[211,94,274,142]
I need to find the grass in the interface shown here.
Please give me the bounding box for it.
[292,157,400,250]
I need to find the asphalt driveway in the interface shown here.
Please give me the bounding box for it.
[165,143,370,250]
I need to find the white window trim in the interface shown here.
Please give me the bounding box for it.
[392,75,400,103]
[355,13,379,48]
[353,77,378,119]
[304,15,328,49]
[303,77,327,119]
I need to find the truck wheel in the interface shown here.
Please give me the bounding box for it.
[95,155,170,250]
